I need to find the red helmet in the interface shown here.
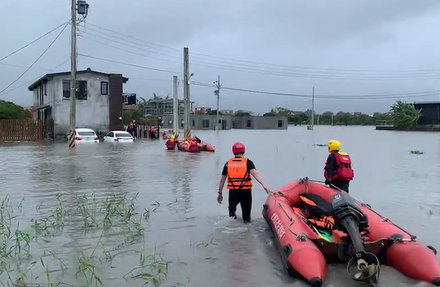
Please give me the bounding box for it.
[232,142,245,155]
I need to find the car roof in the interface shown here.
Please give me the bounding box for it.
[109,130,130,134]
[76,128,96,132]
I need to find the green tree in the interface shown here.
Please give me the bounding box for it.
[263,112,276,116]
[234,110,253,116]
[390,100,422,128]
[206,109,224,115]
[320,111,334,125]
[0,100,32,119]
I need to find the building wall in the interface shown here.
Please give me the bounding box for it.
[160,114,233,130]
[414,103,440,126]
[158,115,287,130]
[50,73,110,135]
[232,116,288,129]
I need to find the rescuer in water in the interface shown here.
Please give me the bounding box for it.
[217,142,270,223]
[324,139,354,193]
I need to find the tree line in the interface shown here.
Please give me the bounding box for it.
[207,108,392,126]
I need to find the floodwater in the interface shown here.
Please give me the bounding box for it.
[0,126,440,287]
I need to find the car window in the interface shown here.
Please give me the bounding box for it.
[115,133,132,138]
[78,131,96,136]
[105,132,113,137]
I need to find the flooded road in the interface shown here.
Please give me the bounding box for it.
[0,126,439,287]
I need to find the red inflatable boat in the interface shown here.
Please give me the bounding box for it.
[199,140,215,152]
[177,139,200,152]
[263,178,440,287]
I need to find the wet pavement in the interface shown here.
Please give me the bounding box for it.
[0,126,439,286]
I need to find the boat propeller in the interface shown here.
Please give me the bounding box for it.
[347,252,380,286]
[330,192,381,286]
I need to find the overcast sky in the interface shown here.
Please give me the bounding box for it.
[1,0,440,114]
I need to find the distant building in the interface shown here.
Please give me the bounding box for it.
[143,98,192,117]
[413,101,440,126]
[123,93,138,110]
[220,109,234,115]
[194,106,212,115]
[353,112,362,116]
[159,114,287,130]
[28,67,128,136]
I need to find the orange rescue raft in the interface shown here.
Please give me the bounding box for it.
[262,179,440,287]
[177,139,200,153]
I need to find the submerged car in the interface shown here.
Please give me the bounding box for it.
[71,128,100,143]
[103,131,135,143]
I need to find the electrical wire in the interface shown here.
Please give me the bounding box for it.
[190,81,440,100]
[0,21,69,63]
[73,52,440,101]
[1,58,70,95]
[79,22,440,79]
[0,23,69,95]
[77,29,440,81]
[78,54,181,74]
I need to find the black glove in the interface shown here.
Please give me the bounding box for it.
[325,179,331,186]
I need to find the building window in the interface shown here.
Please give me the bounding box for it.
[101,81,108,95]
[62,80,88,100]
[202,119,210,129]
[246,119,252,128]
[76,80,87,100]
[192,120,195,127]
[62,80,70,98]
[278,120,284,128]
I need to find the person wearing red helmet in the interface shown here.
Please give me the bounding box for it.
[217,142,270,223]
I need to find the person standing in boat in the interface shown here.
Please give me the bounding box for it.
[324,139,354,193]
[217,142,270,223]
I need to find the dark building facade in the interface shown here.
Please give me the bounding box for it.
[413,101,440,125]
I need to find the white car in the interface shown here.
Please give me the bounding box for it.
[103,131,135,143]
[72,128,99,143]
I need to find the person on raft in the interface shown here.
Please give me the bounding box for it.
[217,142,270,223]
[324,139,354,193]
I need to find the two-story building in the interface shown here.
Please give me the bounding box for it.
[28,68,128,136]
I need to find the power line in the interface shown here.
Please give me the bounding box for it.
[77,27,440,81]
[78,53,181,74]
[0,23,69,95]
[190,81,440,100]
[71,51,440,101]
[0,21,69,63]
[1,58,70,95]
[80,21,440,78]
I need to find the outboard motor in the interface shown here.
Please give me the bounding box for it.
[331,192,380,286]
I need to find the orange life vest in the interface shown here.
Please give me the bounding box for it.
[226,157,252,190]
[324,151,354,181]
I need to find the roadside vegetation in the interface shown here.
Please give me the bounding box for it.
[0,100,32,119]
[390,101,422,129]
[0,191,174,287]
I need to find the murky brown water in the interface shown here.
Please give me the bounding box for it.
[0,126,439,287]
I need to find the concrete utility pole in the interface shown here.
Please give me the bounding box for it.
[68,0,78,148]
[214,75,221,130]
[172,75,179,136]
[183,47,193,138]
[68,0,88,148]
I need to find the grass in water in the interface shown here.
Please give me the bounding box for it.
[0,191,175,287]
[409,150,424,155]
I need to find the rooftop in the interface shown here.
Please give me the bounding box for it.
[413,101,440,105]
[28,67,129,91]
